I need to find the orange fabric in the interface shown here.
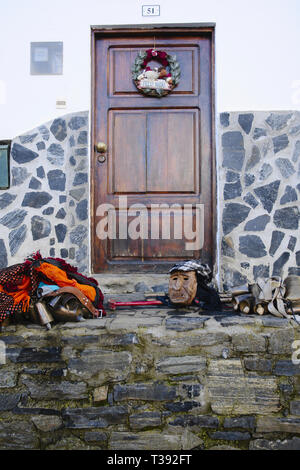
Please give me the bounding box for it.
[0,275,31,312]
[35,263,96,303]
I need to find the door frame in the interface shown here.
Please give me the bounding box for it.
[90,23,216,274]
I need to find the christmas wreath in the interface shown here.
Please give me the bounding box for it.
[131,49,181,97]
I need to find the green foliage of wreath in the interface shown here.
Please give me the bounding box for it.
[131,50,181,98]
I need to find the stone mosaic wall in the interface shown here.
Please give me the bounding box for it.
[0,311,299,450]
[0,112,89,274]
[219,111,300,290]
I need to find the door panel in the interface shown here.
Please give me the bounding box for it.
[92,27,215,273]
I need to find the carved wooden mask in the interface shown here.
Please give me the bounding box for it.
[168,270,197,305]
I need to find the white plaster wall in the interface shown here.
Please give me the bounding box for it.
[0,0,300,139]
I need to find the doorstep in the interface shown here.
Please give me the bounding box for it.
[92,273,169,294]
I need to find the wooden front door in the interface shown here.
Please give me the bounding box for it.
[91,25,215,273]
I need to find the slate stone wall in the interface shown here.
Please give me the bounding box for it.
[0,312,299,450]
[219,111,300,290]
[0,111,89,273]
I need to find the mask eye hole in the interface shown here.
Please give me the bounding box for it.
[172,277,178,281]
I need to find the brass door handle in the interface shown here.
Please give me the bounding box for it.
[95,142,107,153]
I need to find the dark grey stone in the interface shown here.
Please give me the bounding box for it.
[75,148,88,156]
[42,207,54,215]
[29,176,41,190]
[75,244,87,263]
[69,188,85,201]
[288,236,297,252]
[210,431,251,441]
[269,230,285,256]
[262,316,289,327]
[165,316,208,331]
[222,131,244,148]
[152,284,169,292]
[244,173,255,187]
[296,251,300,266]
[254,180,281,213]
[0,394,21,411]
[38,125,50,141]
[164,401,200,413]
[22,191,52,208]
[47,143,64,166]
[266,113,292,131]
[238,113,254,134]
[245,145,260,171]
[220,113,230,127]
[253,264,270,280]
[63,406,127,429]
[224,180,242,200]
[69,200,75,207]
[170,415,219,429]
[69,247,75,259]
[50,118,67,142]
[239,235,267,258]
[19,133,38,144]
[76,199,88,221]
[274,360,300,376]
[0,193,16,210]
[222,267,248,290]
[292,141,300,162]
[0,239,8,268]
[259,163,273,181]
[69,135,75,148]
[280,185,298,204]
[59,195,66,203]
[240,262,250,269]
[36,166,45,179]
[114,383,177,402]
[11,143,39,164]
[221,238,235,258]
[55,208,66,219]
[134,282,150,293]
[17,347,61,363]
[273,134,289,153]
[78,131,88,144]
[226,170,240,183]
[243,192,259,209]
[272,252,290,276]
[275,157,295,178]
[60,249,68,259]
[36,141,45,151]
[222,131,245,171]
[0,209,27,229]
[69,156,76,166]
[68,116,87,130]
[55,224,67,243]
[9,225,27,256]
[253,128,267,140]
[50,238,55,245]
[224,416,255,430]
[288,267,300,275]
[244,214,270,231]
[69,225,87,246]
[31,216,51,241]
[290,125,300,136]
[244,357,272,372]
[73,172,88,186]
[273,206,299,229]
[49,248,55,257]
[222,148,245,171]
[222,203,251,235]
[11,167,30,186]
[47,169,66,191]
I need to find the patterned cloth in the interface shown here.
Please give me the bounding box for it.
[169,260,212,284]
[0,253,105,324]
